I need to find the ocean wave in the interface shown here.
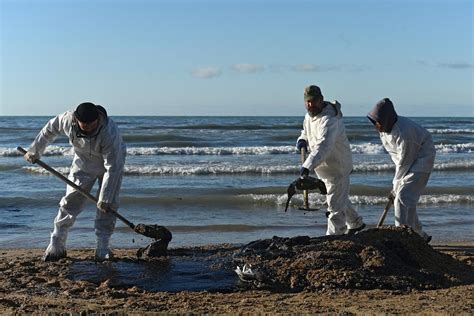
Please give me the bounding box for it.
[351,143,385,154]
[127,144,387,156]
[22,158,474,176]
[428,128,474,134]
[3,142,473,157]
[122,134,202,143]
[162,123,301,130]
[2,146,296,157]
[353,160,474,172]
[125,165,296,176]
[127,146,294,156]
[0,146,73,157]
[0,223,29,229]
[24,166,71,175]
[0,126,37,131]
[1,191,471,210]
[0,164,21,171]
[9,192,465,209]
[435,143,474,153]
[244,194,474,206]
[23,164,297,176]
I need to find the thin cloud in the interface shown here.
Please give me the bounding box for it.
[416,60,429,66]
[232,63,265,74]
[341,64,370,72]
[191,67,222,79]
[292,64,320,72]
[438,62,473,69]
[291,64,368,72]
[192,63,369,77]
[268,64,291,72]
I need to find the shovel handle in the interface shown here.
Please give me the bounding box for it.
[300,147,309,209]
[377,194,395,228]
[17,146,135,230]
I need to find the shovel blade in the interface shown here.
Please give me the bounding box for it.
[295,176,327,194]
[134,224,172,242]
[284,182,297,212]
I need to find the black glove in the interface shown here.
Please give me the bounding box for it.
[300,167,310,177]
[296,139,308,152]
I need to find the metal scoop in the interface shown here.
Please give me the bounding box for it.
[284,176,327,212]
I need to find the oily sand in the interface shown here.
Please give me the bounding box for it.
[1,227,473,314]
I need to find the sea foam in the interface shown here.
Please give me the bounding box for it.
[3,142,473,157]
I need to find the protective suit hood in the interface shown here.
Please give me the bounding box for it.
[328,100,342,118]
[367,98,398,133]
[73,106,108,138]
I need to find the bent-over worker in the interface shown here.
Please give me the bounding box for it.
[24,102,126,261]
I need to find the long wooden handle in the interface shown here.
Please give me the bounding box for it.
[17,146,135,229]
[300,147,309,209]
[377,194,395,227]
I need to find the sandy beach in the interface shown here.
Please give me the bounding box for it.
[2,0,473,314]
[1,228,473,314]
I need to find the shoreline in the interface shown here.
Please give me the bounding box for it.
[2,239,474,250]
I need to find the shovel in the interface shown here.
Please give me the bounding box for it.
[297,147,320,211]
[17,146,172,243]
[377,193,395,228]
[299,147,310,210]
[284,175,327,212]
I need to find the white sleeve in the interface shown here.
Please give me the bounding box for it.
[302,116,338,170]
[28,112,68,158]
[98,124,126,204]
[392,138,420,192]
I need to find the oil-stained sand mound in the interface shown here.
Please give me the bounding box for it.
[233,226,474,292]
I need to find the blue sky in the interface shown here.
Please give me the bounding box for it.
[1,0,472,116]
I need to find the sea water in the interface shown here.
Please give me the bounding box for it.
[0,116,473,249]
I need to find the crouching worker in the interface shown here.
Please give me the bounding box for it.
[367,98,435,243]
[297,85,365,236]
[23,102,126,261]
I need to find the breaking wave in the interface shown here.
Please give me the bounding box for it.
[3,142,473,158]
[22,158,474,176]
[246,193,474,206]
[428,128,474,134]
[435,143,474,153]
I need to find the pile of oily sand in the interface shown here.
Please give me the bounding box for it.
[233,226,474,292]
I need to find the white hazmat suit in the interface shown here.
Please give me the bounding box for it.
[27,108,126,261]
[297,101,364,235]
[368,98,435,241]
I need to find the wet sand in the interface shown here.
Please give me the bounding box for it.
[1,237,473,314]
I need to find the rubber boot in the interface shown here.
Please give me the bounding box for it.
[43,228,67,262]
[95,236,114,262]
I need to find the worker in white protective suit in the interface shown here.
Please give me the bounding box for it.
[296,85,365,235]
[23,102,126,261]
[367,98,435,243]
